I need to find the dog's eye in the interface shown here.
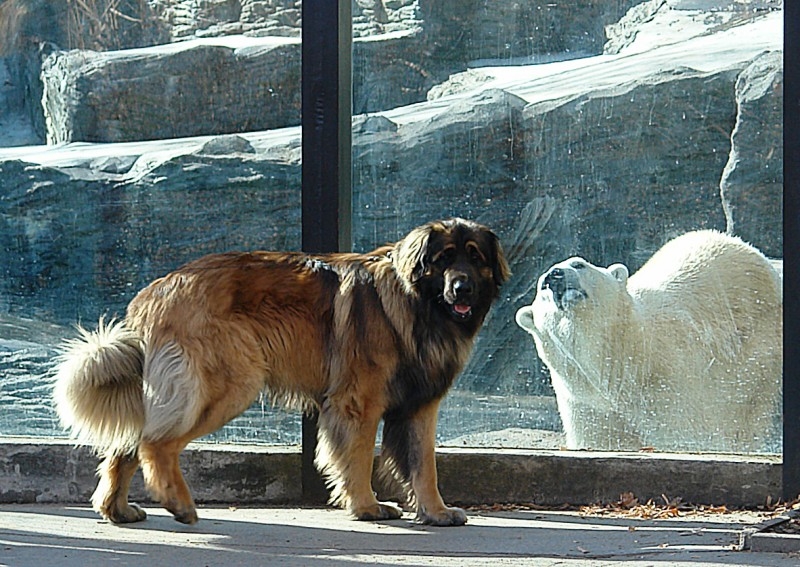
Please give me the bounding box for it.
[465,242,486,265]
[470,248,485,264]
[435,248,455,265]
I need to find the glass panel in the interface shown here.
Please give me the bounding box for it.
[0,0,303,444]
[353,1,783,454]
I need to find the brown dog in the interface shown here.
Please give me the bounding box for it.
[54,218,510,526]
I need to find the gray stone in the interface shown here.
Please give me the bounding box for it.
[0,339,62,438]
[22,1,641,144]
[747,531,800,554]
[0,441,302,505]
[353,114,398,134]
[198,134,258,155]
[720,50,783,258]
[352,27,435,115]
[436,450,781,508]
[604,0,668,55]
[418,0,640,64]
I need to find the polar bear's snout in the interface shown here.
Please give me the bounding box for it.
[541,265,586,309]
[542,267,566,291]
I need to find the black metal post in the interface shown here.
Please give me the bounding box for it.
[300,0,352,504]
[783,1,799,501]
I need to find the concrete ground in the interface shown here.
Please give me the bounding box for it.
[0,504,796,566]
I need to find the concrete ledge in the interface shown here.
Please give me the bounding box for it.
[0,439,301,505]
[0,439,781,508]
[436,448,782,508]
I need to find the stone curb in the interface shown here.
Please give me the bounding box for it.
[0,439,781,510]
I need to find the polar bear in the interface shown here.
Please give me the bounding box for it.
[515,230,782,453]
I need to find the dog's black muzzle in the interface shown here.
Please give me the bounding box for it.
[443,271,476,320]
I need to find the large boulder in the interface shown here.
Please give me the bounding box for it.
[0,0,169,143]
[41,38,302,143]
[34,0,643,143]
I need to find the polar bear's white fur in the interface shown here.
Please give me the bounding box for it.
[516,230,782,453]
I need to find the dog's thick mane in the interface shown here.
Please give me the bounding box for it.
[322,247,476,405]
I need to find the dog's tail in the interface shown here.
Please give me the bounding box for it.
[53,318,146,455]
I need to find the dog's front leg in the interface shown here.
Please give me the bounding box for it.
[383,399,467,526]
[410,399,467,526]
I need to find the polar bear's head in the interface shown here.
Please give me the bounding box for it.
[516,257,629,335]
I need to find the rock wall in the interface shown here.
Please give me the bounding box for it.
[3,0,639,144]
[0,147,301,323]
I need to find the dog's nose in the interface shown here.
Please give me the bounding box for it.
[453,278,473,297]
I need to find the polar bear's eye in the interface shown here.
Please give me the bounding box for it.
[571,260,587,270]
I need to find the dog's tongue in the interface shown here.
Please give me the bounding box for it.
[454,304,472,315]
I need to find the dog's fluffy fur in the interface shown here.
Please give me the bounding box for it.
[54,218,509,526]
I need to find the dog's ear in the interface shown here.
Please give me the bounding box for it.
[486,229,511,286]
[393,223,432,285]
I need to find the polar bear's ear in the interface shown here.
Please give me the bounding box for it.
[608,263,629,285]
[515,305,536,333]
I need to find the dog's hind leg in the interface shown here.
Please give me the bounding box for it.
[92,452,147,523]
[138,437,198,524]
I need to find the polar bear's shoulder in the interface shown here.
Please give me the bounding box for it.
[628,230,777,297]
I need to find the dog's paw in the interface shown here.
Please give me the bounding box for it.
[101,502,147,524]
[165,502,199,524]
[416,505,467,526]
[353,501,403,521]
[173,509,199,525]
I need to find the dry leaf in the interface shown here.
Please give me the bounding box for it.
[619,492,639,509]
